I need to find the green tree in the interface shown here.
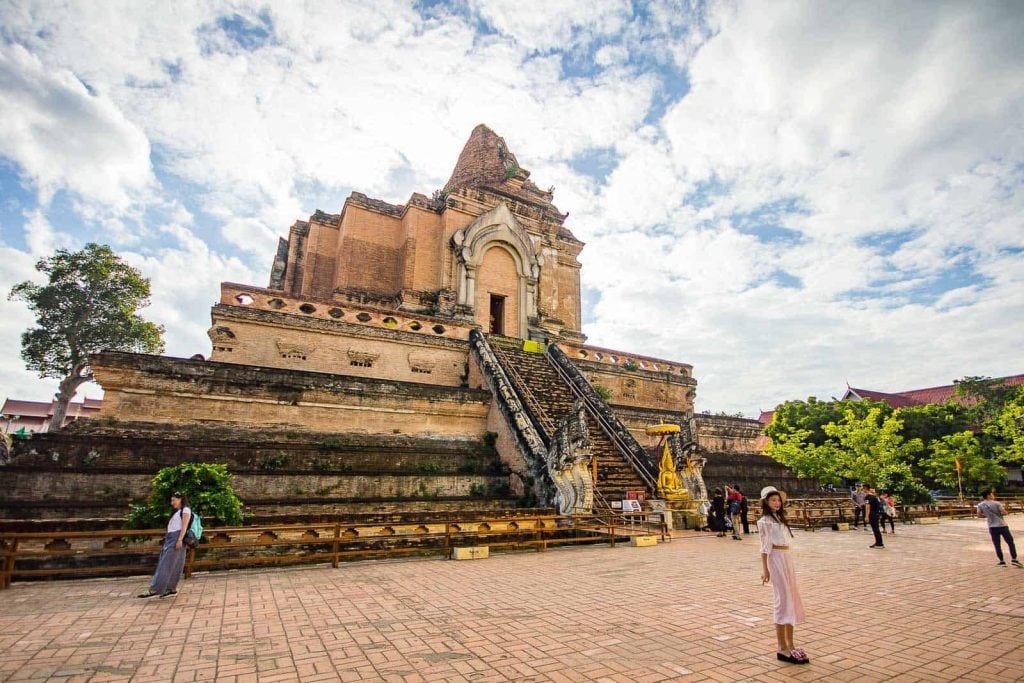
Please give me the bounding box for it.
[764,428,843,484]
[128,463,244,529]
[8,243,164,431]
[822,407,924,494]
[765,397,890,448]
[985,386,1024,464]
[895,402,970,454]
[923,431,1006,494]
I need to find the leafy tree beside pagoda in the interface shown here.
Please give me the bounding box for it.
[764,383,1021,501]
[8,243,165,432]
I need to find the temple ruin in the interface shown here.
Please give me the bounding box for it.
[4,125,802,528]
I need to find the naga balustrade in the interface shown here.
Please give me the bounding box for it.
[0,512,666,590]
[545,343,659,493]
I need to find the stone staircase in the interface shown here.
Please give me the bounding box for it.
[487,336,649,504]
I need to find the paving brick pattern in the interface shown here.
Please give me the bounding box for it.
[2,517,1023,682]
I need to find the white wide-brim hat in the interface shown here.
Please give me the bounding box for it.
[760,486,787,502]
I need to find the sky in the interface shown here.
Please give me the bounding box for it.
[0,0,1022,417]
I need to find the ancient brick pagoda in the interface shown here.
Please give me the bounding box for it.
[6,126,802,525]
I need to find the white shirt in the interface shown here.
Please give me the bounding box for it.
[757,516,792,553]
[167,507,191,533]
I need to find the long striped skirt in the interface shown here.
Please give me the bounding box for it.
[150,532,186,593]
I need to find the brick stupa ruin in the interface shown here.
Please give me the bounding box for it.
[5,126,804,525]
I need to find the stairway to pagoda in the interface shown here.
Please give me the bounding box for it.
[487,336,649,504]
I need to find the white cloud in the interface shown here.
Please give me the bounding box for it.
[467,0,633,53]
[0,1,1021,417]
[0,43,155,211]
[124,222,258,360]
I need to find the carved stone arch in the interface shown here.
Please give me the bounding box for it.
[451,202,540,336]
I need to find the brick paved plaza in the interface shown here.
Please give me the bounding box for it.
[2,517,1023,682]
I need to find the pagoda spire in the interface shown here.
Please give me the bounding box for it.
[443,124,522,194]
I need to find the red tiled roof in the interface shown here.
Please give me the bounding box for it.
[845,373,1024,409]
[844,388,922,408]
[757,410,774,425]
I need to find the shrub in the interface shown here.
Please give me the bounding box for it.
[258,453,290,470]
[128,462,244,529]
[593,384,612,401]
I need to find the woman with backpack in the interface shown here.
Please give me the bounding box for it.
[138,491,192,599]
[758,486,809,664]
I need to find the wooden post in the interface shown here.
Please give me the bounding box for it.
[1,539,17,590]
[609,515,616,548]
[184,546,195,579]
[444,522,451,559]
[332,523,340,569]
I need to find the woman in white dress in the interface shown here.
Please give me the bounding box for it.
[758,486,808,664]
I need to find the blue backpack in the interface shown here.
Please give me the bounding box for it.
[183,509,203,548]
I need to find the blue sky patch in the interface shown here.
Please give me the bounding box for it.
[200,11,276,55]
[730,197,807,246]
[856,228,922,256]
[0,162,34,250]
[770,270,802,289]
[570,146,619,183]
[581,285,602,325]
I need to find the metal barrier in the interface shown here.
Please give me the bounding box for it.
[0,513,665,590]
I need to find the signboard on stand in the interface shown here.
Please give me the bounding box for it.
[621,499,643,513]
[625,490,646,505]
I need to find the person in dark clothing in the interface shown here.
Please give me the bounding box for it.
[736,484,750,534]
[866,486,885,548]
[710,488,727,537]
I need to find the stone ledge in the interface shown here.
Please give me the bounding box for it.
[92,351,489,403]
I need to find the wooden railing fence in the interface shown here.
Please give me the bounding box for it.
[0,511,668,590]
[786,496,1024,530]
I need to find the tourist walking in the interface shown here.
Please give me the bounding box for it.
[977,489,1022,568]
[138,492,192,598]
[737,484,751,534]
[726,485,743,540]
[866,486,884,549]
[710,488,727,537]
[758,486,808,664]
[851,484,867,529]
[881,490,896,534]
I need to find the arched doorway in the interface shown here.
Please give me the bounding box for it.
[451,203,540,340]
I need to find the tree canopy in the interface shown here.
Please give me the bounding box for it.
[8,243,165,431]
[764,383,1018,501]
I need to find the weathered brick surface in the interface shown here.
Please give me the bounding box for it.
[696,414,764,453]
[93,352,489,437]
[1,517,1021,681]
[0,470,506,503]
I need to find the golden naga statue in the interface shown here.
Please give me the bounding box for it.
[646,424,688,501]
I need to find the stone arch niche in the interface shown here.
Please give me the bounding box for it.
[451,202,540,339]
